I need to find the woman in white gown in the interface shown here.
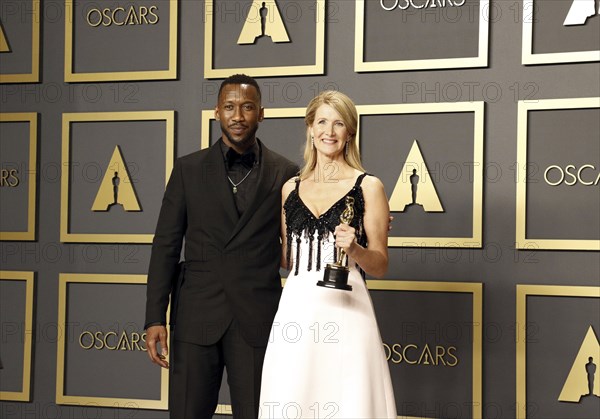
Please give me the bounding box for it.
[259,91,397,419]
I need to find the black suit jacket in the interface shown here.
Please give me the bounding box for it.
[145,139,298,347]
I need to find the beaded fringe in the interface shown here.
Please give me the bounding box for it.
[283,173,369,275]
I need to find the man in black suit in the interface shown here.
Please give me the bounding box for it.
[145,74,298,418]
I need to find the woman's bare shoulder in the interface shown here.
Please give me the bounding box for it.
[361,174,385,194]
[282,176,298,199]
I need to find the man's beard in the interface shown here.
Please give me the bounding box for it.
[221,122,259,150]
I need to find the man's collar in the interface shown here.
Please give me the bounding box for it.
[220,139,261,167]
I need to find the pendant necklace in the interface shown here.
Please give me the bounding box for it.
[227,167,254,194]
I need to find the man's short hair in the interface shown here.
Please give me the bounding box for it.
[218,74,262,101]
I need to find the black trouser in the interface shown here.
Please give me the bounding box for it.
[169,320,267,419]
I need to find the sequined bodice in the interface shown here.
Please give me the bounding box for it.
[284,173,369,276]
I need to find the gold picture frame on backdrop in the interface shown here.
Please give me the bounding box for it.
[56,273,169,409]
[0,271,34,402]
[0,113,37,241]
[60,111,175,243]
[0,0,40,83]
[355,0,489,72]
[203,0,325,78]
[516,97,600,251]
[64,0,178,82]
[516,284,600,419]
[368,280,483,419]
[522,0,600,65]
[201,107,307,149]
[357,102,484,248]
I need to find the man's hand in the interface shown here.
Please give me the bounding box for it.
[146,325,169,369]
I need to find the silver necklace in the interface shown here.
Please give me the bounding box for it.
[227,167,254,194]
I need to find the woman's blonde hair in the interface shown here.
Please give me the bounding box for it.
[299,91,365,179]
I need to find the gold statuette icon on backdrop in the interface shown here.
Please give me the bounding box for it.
[389,140,444,213]
[0,19,11,52]
[91,145,141,211]
[238,0,290,44]
[564,0,600,26]
[559,325,600,402]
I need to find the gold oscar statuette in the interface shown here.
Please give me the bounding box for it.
[317,196,354,291]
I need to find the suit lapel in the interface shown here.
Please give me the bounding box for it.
[227,140,277,244]
[204,139,239,227]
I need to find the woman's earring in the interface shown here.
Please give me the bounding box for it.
[311,135,315,148]
[345,141,349,156]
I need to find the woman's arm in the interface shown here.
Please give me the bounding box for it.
[280,179,296,269]
[335,176,389,278]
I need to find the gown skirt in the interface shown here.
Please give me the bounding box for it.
[259,234,397,419]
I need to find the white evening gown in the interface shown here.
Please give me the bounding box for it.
[259,174,397,419]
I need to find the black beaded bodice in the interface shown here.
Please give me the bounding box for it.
[284,173,370,275]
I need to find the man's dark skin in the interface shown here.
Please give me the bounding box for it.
[146,83,265,369]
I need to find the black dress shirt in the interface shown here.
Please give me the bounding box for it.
[220,140,260,216]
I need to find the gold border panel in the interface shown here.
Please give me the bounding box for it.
[56,273,169,409]
[357,102,484,248]
[0,112,38,241]
[521,0,600,65]
[0,0,40,83]
[516,97,600,250]
[64,0,178,82]
[516,284,600,419]
[355,0,489,72]
[60,111,175,243]
[203,0,325,78]
[0,271,35,402]
[368,280,483,419]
